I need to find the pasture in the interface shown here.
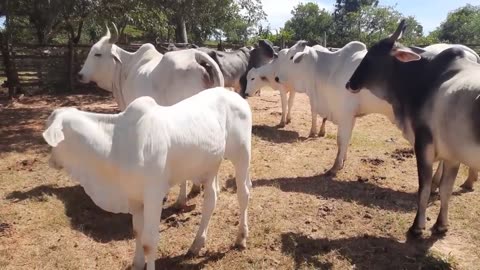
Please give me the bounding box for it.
[1,88,479,270]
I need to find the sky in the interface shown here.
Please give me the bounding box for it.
[261,0,479,34]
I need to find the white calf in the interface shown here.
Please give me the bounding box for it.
[43,88,252,270]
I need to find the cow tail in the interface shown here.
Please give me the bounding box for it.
[194,50,225,88]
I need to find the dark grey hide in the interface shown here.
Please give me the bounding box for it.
[346,19,480,237]
[198,47,251,90]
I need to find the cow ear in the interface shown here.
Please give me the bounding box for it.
[391,47,421,63]
[42,118,64,147]
[111,50,122,64]
[293,52,305,64]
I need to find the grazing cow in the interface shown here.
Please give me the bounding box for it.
[42,88,252,270]
[78,24,224,207]
[245,45,328,134]
[275,40,394,174]
[346,20,480,236]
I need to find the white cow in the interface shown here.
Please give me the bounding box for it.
[245,45,328,136]
[276,40,394,174]
[42,88,252,270]
[78,24,224,207]
[277,40,479,188]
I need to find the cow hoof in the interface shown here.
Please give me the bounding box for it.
[235,233,247,250]
[431,223,448,235]
[407,226,423,238]
[132,262,145,270]
[318,130,326,137]
[460,182,474,191]
[173,201,187,210]
[277,122,286,128]
[325,169,338,177]
[308,132,317,138]
[286,118,291,124]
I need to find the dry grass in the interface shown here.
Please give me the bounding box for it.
[1,89,479,270]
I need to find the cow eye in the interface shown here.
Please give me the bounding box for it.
[94,53,102,57]
[251,78,255,81]
[290,56,293,60]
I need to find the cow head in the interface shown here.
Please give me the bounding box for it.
[274,41,308,85]
[346,19,421,97]
[78,23,122,91]
[245,67,273,97]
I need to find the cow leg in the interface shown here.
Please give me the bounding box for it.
[234,160,251,249]
[130,200,145,270]
[318,118,327,137]
[327,117,356,175]
[187,175,218,255]
[174,182,188,209]
[278,89,288,127]
[286,90,296,124]
[460,167,478,191]
[308,97,318,137]
[431,161,444,195]
[142,186,167,270]
[432,160,460,235]
[409,129,434,237]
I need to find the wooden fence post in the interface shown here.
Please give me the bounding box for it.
[0,33,20,99]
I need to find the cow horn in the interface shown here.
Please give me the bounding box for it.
[389,19,406,42]
[105,22,111,39]
[109,22,119,44]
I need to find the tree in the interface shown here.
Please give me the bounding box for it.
[435,4,480,44]
[332,0,379,45]
[284,3,333,44]
[11,0,64,44]
[353,6,423,46]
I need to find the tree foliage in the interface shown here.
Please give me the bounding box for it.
[436,4,480,44]
[284,3,332,44]
[4,0,266,45]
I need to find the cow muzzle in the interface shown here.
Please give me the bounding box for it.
[345,81,361,94]
[77,73,90,84]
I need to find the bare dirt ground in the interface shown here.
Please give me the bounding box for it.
[1,88,479,270]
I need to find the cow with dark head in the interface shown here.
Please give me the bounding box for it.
[346,19,480,236]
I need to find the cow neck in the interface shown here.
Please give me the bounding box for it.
[111,45,133,111]
[389,57,431,135]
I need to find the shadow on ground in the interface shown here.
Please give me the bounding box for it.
[281,232,448,270]
[6,184,197,243]
[0,93,116,155]
[252,124,300,144]
[6,184,133,242]
[251,174,417,212]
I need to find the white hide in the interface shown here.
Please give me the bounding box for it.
[43,88,251,270]
[277,41,394,173]
[79,40,224,110]
[78,33,225,207]
[246,46,328,134]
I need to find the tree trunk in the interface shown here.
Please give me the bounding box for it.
[2,0,20,99]
[175,15,188,43]
[67,40,75,92]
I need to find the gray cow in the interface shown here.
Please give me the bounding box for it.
[346,19,480,236]
[198,40,276,96]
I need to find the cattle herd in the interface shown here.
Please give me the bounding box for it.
[40,20,480,269]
